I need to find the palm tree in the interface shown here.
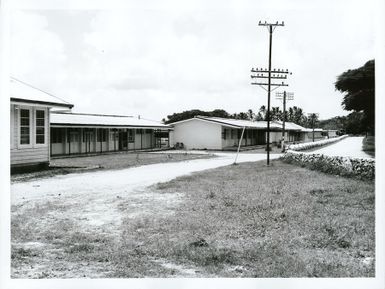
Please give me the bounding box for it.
[256,105,267,121]
[247,109,255,120]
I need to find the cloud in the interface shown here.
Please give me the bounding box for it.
[10,1,376,121]
[10,10,67,88]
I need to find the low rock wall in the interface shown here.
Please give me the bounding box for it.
[281,150,375,180]
[286,135,348,151]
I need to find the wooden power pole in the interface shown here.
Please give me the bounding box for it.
[276,91,294,152]
[251,21,291,165]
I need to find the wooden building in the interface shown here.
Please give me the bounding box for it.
[169,116,292,150]
[169,116,324,150]
[10,79,73,171]
[50,112,172,156]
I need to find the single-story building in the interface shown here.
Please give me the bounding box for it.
[302,128,324,142]
[169,116,329,150]
[271,121,305,143]
[50,112,172,156]
[10,78,74,171]
[169,116,311,150]
[323,129,338,138]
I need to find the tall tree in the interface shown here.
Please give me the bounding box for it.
[247,109,255,120]
[335,59,375,133]
[255,105,267,121]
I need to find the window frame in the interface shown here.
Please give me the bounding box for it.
[35,109,46,146]
[18,107,32,148]
[128,129,135,143]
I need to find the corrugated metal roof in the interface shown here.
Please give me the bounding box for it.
[51,112,171,129]
[272,121,308,131]
[171,116,306,130]
[10,78,74,108]
[195,116,283,129]
[170,116,323,132]
[301,128,323,132]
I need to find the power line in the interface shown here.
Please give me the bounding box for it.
[251,20,291,165]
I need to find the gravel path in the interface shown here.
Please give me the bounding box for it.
[309,136,373,159]
[11,152,280,206]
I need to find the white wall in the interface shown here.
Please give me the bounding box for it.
[10,104,50,166]
[172,119,222,150]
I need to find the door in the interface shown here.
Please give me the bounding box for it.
[119,130,128,151]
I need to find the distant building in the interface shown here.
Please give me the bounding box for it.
[50,112,172,156]
[10,79,73,171]
[169,116,317,150]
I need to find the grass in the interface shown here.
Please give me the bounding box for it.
[362,136,375,157]
[11,160,375,278]
[11,151,214,183]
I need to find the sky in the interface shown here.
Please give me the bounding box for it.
[9,0,376,122]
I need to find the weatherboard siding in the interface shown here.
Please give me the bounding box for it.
[10,104,50,166]
[11,147,49,165]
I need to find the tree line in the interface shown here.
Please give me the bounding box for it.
[163,59,374,136]
[163,106,318,128]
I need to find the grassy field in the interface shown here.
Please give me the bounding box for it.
[11,160,375,278]
[362,136,375,157]
[11,151,214,183]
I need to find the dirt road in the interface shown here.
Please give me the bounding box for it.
[310,136,372,158]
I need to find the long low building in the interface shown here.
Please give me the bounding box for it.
[169,116,311,150]
[169,116,330,150]
[169,116,278,150]
[50,112,172,156]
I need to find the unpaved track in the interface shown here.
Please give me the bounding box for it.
[11,152,280,277]
[11,152,279,206]
[11,153,281,236]
[309,136,373,158]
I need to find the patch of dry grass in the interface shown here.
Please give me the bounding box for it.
[11,160,375,278]
[137,160,375,277]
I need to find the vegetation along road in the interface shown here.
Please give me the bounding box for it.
[11,149,374,278]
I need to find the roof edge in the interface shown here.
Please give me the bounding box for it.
[11,97,74,108]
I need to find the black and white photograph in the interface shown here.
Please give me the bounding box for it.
[0,0,384,288]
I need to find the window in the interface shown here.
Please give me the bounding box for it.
[110,129,119,141]
[83,129,95,142]
[128,129,135,143]
[97,129,107,142]
[51,128,64,143]
[20,109,30,145]
[70,131,79,142]
[35,110,45,144]
[222,128,227,140]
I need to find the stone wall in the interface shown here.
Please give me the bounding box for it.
[281,150,375,180]
[286,135,348,151]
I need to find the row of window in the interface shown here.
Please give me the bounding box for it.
[19,109,45,145]
[51,128,153,144]
[222,129,262,140]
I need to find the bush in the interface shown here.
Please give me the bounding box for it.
[281,151,375,180]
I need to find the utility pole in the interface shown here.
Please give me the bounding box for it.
[276,91,294,152]
[251,21,291,165]
[307,113,319,142]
